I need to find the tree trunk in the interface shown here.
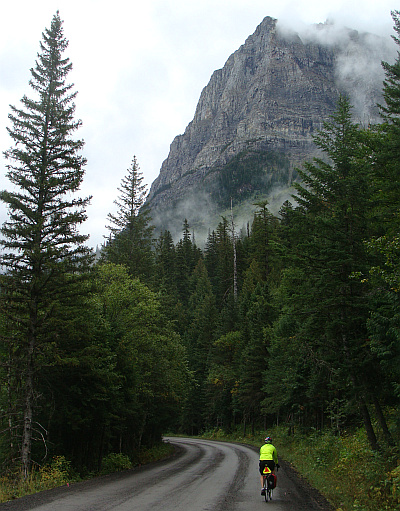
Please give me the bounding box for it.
[359,399,380,452]
[137,411,148,454]
[7,355,15,468]
[21,352,34,480]
[372,394,395,447]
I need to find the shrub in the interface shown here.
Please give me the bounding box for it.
[0,456,76,503]
[100,453,132,474]
[36,456,72,488]
[385,464,400,510]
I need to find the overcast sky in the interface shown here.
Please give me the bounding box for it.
[0,0,397,248]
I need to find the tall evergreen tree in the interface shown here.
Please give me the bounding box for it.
[155,230,177,294]
[367,10,400,287]
[204,229,219,296]
[204,217,235,311]
[154,230,186,328]
[175,219,201,305]
[275,96,385,449]
[182,259,218,433]
[249,200,278,281]
[377,9,400,231]
[102,156,154,282]
[237,262,276,432]
[0,12,92,477]
[364,10,400,417]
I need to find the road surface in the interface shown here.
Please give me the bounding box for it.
[0,437,333,511]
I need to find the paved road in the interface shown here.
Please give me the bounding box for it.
[0,437,332,511]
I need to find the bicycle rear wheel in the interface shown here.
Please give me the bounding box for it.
[263,478,268,502]
[265,478,274,501]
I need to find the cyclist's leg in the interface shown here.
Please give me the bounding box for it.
[261,475,267,495]
[259,461,267,494]
[259,460,265,487]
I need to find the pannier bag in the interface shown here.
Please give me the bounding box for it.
[268,473,277,489]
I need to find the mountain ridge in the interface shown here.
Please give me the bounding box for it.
[146,16,394,241]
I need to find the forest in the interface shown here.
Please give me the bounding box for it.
[0,9,399,497]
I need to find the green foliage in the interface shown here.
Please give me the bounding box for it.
[0,11,93,478]
[215,149,291,208]
[271,96,387,447]
[205,217,235,309]
[276,428,400,511]
[36,456,75,488]
[93,263,190,457]
[136,442,175,465]
[0,456,78,503]
[100,453,132,474]
[386,465,400,510]
[102,156,155,282]
[206,331,243,427]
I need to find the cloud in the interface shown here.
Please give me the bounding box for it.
[0,0,397,247]
[276,17,397,123]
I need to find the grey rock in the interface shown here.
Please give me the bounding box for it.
[147,16,394,241]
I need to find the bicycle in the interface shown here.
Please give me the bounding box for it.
[261,464,279,502]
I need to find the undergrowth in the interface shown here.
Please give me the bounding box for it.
[0,455,77,503]
[201,426,400,511]
[0,442,174,504]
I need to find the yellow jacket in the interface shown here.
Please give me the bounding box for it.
[259,443,278,463]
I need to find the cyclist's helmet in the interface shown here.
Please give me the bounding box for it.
[265,436,272,444]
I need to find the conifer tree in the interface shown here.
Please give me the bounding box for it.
[205,217,235,309]
[102,156,154,282]
[367,10,400,276]
[378,9,400,228]
[237,280,273,432]
[175,219,201,305]
[155,230,177,294]
[277,96,384,448]
[183,259,218,433]
[249,200,280,282]
[0,12,92,477]
[204,230,219,296]
[364,10,400,415]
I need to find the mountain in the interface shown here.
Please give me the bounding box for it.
[146,16,394,242]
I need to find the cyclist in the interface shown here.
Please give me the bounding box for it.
[259,436,279,495]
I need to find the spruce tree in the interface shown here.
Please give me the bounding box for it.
[155,229,177,295]
[184,259,218,433]
[175,219,201,305]
[102,156,154,282]
[378,9,400,227]
[0,12,92,477]
[368,10,400,277]
[364,10,400,419]
[281,96,384,448]
[250,200,280,282]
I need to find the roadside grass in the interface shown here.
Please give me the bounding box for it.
[200,426,400,511]
[0,442,175,504]
[0,455,77,503]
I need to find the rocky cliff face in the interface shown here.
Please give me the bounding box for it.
[147,16,393,240]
